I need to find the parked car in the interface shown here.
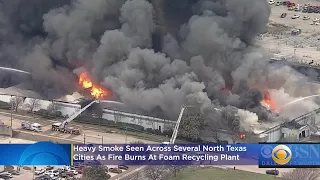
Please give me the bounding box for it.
[7,170,19,175]
[269,0,275,5]
[0,176,10,180]
[288,6,296,10]
[291,14,300,19]
[68,170,78,175]
[287,2,295,7]
[0,173,12,178]
[266,169,279,175]
[65,171,74,177]
[60,173,67,178]
[276,1,281,6]
[35,175,52,180]
[295,5,301,11]
[44,170,59,177]
[45,166,54,170]
[282,1,290,6]
[118,165,129,170]
[109,168,122,174]
[280,13,287,18]
[35,169,45,175]
[303,15,310,20]
[0,174,12,180]
[308,7,314,13]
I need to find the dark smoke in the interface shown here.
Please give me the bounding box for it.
[0,0,316,133]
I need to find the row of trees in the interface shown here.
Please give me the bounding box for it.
[79,165,183,180]
[6,97,62,116]
[80,165,320,180]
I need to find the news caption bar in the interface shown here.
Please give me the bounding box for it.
[2,142,320,167]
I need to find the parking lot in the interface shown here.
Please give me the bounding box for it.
[0,164,129,180]
[260,0,320,63]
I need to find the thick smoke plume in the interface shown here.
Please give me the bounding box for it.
[0,0,319,133]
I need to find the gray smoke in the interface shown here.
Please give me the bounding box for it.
[0,0,317,133]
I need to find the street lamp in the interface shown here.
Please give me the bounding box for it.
[98,135,104,144]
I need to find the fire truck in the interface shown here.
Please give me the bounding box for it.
[51,122,80,135]
[51,100,97,135]
[21,121,42,132]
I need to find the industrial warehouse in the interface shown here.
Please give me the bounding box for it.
[1,0,320,179]
[0,84,319,144]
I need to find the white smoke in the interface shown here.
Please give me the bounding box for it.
[237,109,259,132]
[270,88,319,119]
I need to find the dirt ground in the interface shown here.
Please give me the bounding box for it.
[0,112,155,144]
[0,136,35,144]
[260,0,320,63]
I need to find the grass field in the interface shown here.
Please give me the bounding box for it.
[171,167,277,180]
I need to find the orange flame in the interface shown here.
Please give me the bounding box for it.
[260,90,278,113]
[78,72,109,99]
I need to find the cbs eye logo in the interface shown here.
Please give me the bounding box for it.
[261,145,273,158]
[271,145,292,165]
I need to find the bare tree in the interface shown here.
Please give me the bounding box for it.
[130,171,142,180]
[168,165,185,177]
[9,97,24,112]
[47,102,61,113]
[25,98,40,112]
[211,128,222,143]
[282,168,320,180]
[144,166,166,180]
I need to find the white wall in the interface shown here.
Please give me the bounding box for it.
[0,94,11,103]
[21,98,51,111]
[0,95,176,132]
[54,102,81,117]
[262,127,282,142]
[102,109,175,132]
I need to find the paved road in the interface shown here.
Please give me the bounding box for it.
[214,165,293,177]
[0,111,296,178]
[0,111,155,144]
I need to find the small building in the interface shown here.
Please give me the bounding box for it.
[281,121,311,142]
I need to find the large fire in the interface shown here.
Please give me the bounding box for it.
[220,87,278,113]
[261,90,278,112]
[78,72,109,99]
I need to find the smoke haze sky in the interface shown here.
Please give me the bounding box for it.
[0,0,319,132]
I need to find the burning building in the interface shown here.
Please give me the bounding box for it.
[0,0,320,140]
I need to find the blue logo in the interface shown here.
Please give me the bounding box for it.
[261,145,273,158]
[19,142,70,165]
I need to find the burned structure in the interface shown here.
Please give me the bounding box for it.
[0,0,319,141]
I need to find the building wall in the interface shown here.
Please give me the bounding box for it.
[259,127,282,142]
[0,95,176,132]
[0,94,12,103]
[54,102,81,117]
[200,130,237,144]
[102,109,175,132]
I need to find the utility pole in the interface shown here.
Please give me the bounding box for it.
[83,134,86,144]
[10,95,13,128]
[102,136,104,144]
[32,166,35,180]
[125,126,127,144]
